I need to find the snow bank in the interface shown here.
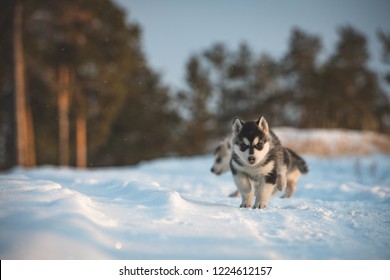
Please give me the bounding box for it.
[1,153,389,259]
[274,128,390,156]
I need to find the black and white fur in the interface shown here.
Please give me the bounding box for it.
[210,135,307,198]
[210,137,232,176]
[230,116,308,208]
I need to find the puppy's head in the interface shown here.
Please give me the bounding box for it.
[210,137,232,175]
[232,116,270,166]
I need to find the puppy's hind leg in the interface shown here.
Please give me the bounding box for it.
[282,169,301,198]
[281,180,295,198]
[228,190,240,197]
[276,173,287,192]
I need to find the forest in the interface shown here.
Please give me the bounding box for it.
[1,0,390,169]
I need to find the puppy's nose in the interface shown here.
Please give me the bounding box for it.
[211,167,215,173]
[248,156,256,164]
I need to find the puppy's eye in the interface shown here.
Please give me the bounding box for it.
[239,143,248,151]
[216,157,222,163]
[254,143,263,150]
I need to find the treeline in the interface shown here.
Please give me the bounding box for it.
[1,0,389,169]
[180,28,390,147]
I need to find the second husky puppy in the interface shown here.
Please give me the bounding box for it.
[210,137,232,175]
[231,116,306,208]
[211,137,241,197]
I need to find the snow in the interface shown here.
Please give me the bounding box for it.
[274,127,390,156]
[1,150,390,259]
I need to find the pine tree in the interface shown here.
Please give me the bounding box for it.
[322,26,383,130]
[21,0,152,166]
[377,30,390,132]
[13,1,36,167]
[281,28,322,127]
[180,55,213,154]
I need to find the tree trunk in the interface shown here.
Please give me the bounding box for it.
[58,65,71,166]
[13,2,28,166]
[76,111,87,168]
[26,103,36,166]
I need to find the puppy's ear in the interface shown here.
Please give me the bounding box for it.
[232,117,243,136]
[257,116,269,134]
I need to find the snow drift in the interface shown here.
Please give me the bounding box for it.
[0,129,389,259]
[274,127,390,156]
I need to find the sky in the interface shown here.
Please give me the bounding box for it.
[114,0,390,90]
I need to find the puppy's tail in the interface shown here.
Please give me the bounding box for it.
[286,148,308,174]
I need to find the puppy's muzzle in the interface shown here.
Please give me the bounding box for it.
[211,167,221,175]
[248,156,256,165]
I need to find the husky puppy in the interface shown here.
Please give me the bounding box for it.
[211,135,308,199]
[230,116,308,208]
[210,137,241,197]
[210,137,232,175]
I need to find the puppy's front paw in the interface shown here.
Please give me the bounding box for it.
[240,202,252,208]
[252,202,267,209]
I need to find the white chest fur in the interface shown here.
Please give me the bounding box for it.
[232,158,275,181]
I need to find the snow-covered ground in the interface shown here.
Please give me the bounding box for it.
[1,148,389,259]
